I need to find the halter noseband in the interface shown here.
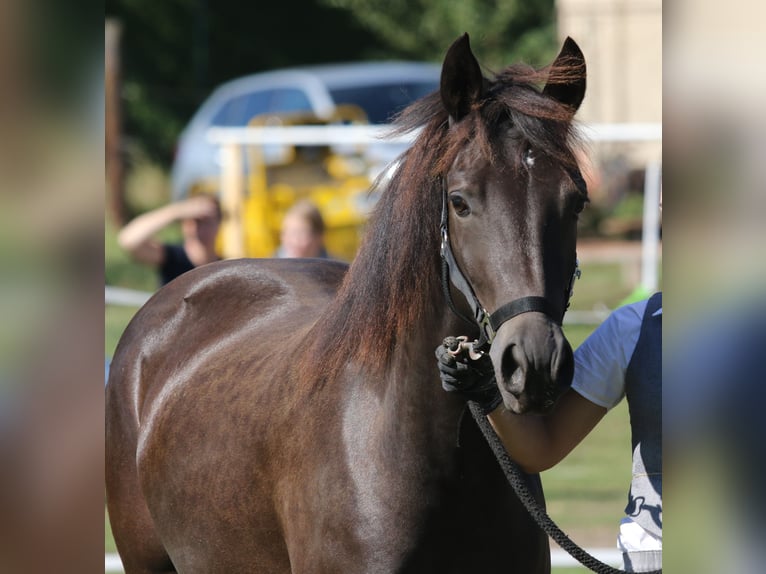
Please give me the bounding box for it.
[439,178,580,352]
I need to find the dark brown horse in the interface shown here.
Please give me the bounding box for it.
[106,34,588,573]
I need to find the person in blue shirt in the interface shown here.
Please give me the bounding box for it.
[436,293,662,572]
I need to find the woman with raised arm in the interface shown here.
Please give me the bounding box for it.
[117,194,221,285]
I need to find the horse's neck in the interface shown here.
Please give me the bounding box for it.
[366,309,471,452]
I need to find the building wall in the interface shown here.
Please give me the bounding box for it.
[557,0,662,164]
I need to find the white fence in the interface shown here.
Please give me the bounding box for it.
[206,122,661,146]
[106,122,661,320]
[207,122,661,292]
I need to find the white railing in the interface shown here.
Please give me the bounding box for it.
[105,285,151,307]
[207,121,661,293]
[206,122,661,146]
[105,122,661,320]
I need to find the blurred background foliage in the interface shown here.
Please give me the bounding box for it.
[321,0,556,68]
[105,0,556,167]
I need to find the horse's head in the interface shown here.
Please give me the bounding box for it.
[440,34,587,414]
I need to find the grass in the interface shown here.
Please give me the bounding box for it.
[544,400,630,546]
[105,509,116,554]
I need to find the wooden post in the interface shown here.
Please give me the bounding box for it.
[105,20,126,226]
[220,143,245,258]
[245,142,274,257]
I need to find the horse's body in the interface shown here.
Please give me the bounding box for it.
[107,35,588,573]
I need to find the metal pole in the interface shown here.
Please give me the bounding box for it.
[641,159,661,292]
[220,143,245,258]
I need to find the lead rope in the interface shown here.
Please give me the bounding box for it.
[467,402,662,574]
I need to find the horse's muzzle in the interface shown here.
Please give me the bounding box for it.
[488,314,574,414]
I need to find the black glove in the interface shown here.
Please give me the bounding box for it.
[435,337,502,415]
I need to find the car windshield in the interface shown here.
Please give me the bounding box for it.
[329,81,438,124]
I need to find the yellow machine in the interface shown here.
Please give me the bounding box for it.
[213,108,382,262]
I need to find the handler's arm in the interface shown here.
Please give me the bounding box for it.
[117,207,175,266]
[117,197,214,266]
[486,389,606,474]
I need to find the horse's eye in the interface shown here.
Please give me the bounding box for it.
[449,194,471,217]
[572,194,589,216]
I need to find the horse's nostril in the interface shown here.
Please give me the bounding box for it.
[500,345,526,395]
[492,319,572,411]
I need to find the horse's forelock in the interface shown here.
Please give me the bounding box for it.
[487,65,584,169]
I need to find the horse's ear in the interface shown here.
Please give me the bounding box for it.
[440,33,484,122]
[543,37,586,111]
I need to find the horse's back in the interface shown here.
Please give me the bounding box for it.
[105,257,347,573]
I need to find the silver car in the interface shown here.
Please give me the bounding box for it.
[170,61,440,199]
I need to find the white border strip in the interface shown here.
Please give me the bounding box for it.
[105,548,623,571]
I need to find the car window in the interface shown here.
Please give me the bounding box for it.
[270,88,313,115]
[211,88,314,127]
[211,91,272,126]
[329,81,438,124]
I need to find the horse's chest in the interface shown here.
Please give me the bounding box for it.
[280,394,465,571]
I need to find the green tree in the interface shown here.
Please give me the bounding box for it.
[106,0,557,166]
[105,0,387,165]
[320,0,558,70]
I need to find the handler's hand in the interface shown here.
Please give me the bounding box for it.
[435,337,502,415]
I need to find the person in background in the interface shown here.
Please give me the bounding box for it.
[436,292,662,572]
[117,194,221,286]
[275,199,330,259]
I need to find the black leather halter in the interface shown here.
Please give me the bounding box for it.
[439,179,579,352]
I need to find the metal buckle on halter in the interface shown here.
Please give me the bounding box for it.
[568,258,581,299]
[564,258,582,312]
[478,311,495,348]
[447,335,486,360]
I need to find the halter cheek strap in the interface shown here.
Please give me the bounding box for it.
[439,179,577,352]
